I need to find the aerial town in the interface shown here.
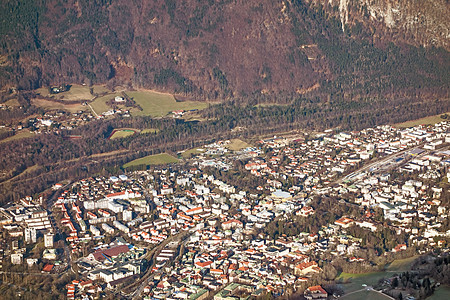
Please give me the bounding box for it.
[1,121,449,300]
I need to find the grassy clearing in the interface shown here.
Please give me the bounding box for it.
[31,98,86,113]
[36,84,108,101]
[340,290,392,300]
[141,128,160,134]
[427,285,450,300]
[90,150,128,159]
[337,257,418,294]
[180,148,205,158]
[182,111,209,122]
[4,98,20,107]
[127,90,208,117]
[110,129,136,139]
[110,128,159,139]
[36,84,91,100]
[337,272,388,293]
[385,256,418,272]
[394,113,449,128]
[21,164,40,175]
[123,153,178,168]
[0,130,35,143]
[226,139,252,151]
[89,92,123,114]
[254,103,289,107]
[92,85,110,95]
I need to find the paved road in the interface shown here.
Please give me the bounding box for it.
[341,286,395,300]
[47,183,73,269]
[335,143,432,185]
[125,231,190,299]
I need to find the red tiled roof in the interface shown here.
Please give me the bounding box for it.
[195,261,213,268]
[306,285,327,295]
[106,191,126,198]
[43,264,54,272]
[80,280,93,287]
[92,245,129,261]
[186,207,202,213]
[295,261,318,270]
[222,219,243,225]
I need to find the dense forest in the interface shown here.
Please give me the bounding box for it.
[0,0,448,102]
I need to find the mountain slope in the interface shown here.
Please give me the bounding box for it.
[0,0,448,101]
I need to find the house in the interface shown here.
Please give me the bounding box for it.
[221,219,243,230]
[11,253,23,265]
[172,110,184,118]
[335,217,354,228]
[43,249,57,260]
[98,269,114,282]
[42,264,54,272]
[26,258,38,267]
[297,206,315,217]
[186,207,203,216]
[294,261,319,276]
[392,244,407,253]
[88,245,130,262]
[304,285,328,300]
[195,261,214,269]
[114,96,126,103]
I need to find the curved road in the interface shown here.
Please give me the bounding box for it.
[341,286,395,300]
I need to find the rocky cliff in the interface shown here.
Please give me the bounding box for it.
[318,0,449,50]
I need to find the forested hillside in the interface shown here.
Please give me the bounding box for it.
[0,0,449,205]
[0,0,448,101]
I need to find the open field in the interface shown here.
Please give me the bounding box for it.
[141,128,160,134]
[90,150,129,159]
[385,256,418,272]
[180,148,205,158]
[127,90,208,117]
[36,84,109,101]
[4,98,20,107]
[181,111,209,122]
[337,272,387,293]
[109,129,138,140]
[427,285,450,300]
[340,290,392,300]
[109,128,159,139]
[394,113,449,128]
[91,85,110,95]
[0,130,35,143]
[338,256,419,294]
[32,86,208,117]
[89,92,123,114]
[31,98,86,113]
[123,153,178,168]
[226,139,252,151]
